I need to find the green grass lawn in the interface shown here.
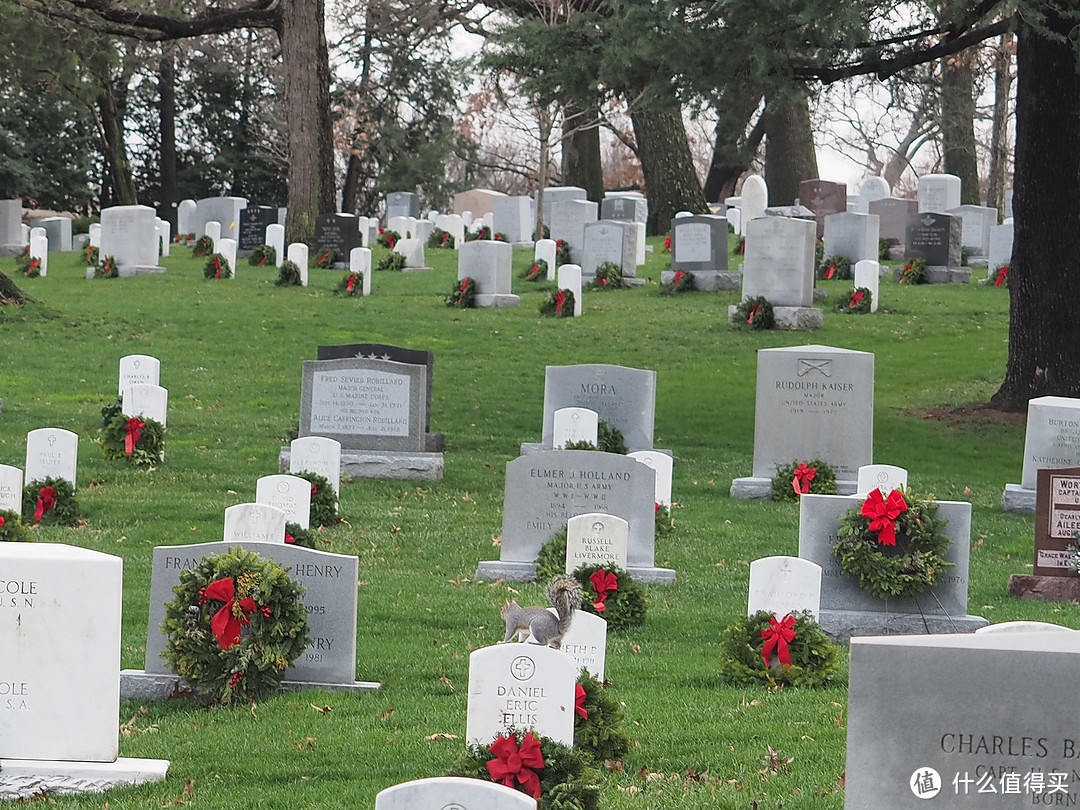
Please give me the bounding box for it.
[0,238,1050,809]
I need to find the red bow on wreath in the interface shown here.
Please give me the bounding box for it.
[861,488,908,547]
[589,569,618,612]
[346,274,356,292]
[554,290,567,315]
[0,515,5,530]
[200,577,266,650]
[747,304,761,324]
[575,683,588,719]
[125,417,146,456]
[460,278,470,292]
[213,256,222,279]
[791,463,817,495]
[760,612,797,667]
[995,266,1008,287]
[486,732,545,798]
[824,263,837,279]
[34,486,56,521]
[849,290,865,308]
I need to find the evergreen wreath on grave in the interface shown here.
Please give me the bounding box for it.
[540,289,575,318]
[587,261,623,290]
[22,477,79,527]
[376,228,400,250]
[655,502,674,536]
[446,276,476,308]
[160,546,310,705]
[94,255,120,279]
[899,257,926,284]
[555,239,571,265]
[771,459,838,502]
[719,609,841,688]
[818,255,852,280]
[465,225,491,242]
[659,270,695,295]
[192,234,214,258]
[993,264,1009,288]
[533,224,551,240]
[334,272,364,296]
[248,244,276,266]
[574,671,630,764]
[292,471,339,527]
[663,233,672,252]
[203,253,232,280]
[82,243,99,265]
[101,395,123,429]
[838,287,873,314]
[17,248,41,278]
[284,522,317,549]
[276,259,302,286]
[574,563,646,631]
[446,729,600,809]
[521,258,548,282]
[833,487,952,600]
[734,235,746,256]
[428,227,455,249]
[814,237,824,268]
[0,510,29,542]
[101,411,165,465]
[734,296,775,330]
[314,249,337,269]
[560,418,628,455]
[878,237,891,261]
[377,251,406,272]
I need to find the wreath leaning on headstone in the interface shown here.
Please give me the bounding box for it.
[249,244,276,266]
[587,261,623,290]
[285,522,317,549]
[313,249,337,269]
[276,259,302,286]
[377,251,406,272]
[203,253,232,280]
[521,258,548,282]
[22,477,80,527]
[659,270,695,295]
[734,296,775,330]
[899,258,926,284]
[539,289,575,318]
[833,488,952,600]
[0,510,29,542]
[837,287,873,314]
[428,227,455,249]
[17,248,41,278]
[94,255,119,279]
[719,609,841,688]
[335,272,364,296]
[192,235,214,258]
[101,411,165,465]
[160,546,310,705]
[818,255,852,280]
[771,459,838,502]
[291,471,339,527]
[574,670,630,763]
[446,729,600,810]
[573,563,647,631]
[447,276,476,308]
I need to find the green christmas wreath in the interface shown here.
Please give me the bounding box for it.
[521,258,548,282]
[22,477,79,527]
[899,257,926,284]
[335,272,364,296]
[838,287,872,314]
[285,522,317,549]
[94,255,119,279]
[660,270,695,295]
[561,419,628,455]
[313,249,337,269]
[555,240,571,265]
[428,227,455,249]
[719,609,841,688]
[17,248,41,278]
[101,394,123,429]
[82,243,99,265]
[735,296,775,330]
[574,563,647,631]
[291,471,339,527]
[446,729,600,810]
[535,530,569,582]
[833,488,952,599]
[276,259,302,286]
[654,502,674,536]
[447,276,476,308]
[587,261,623,290]
[818,255,852,280]
[540,289,575,318]
[248,244,276,266]
[771,459,838,502]
[377,251,406,272]
[204,253,232,279]
[192,234,214,258]
[0,510,29,542]
[376,228,400,250]
[160,546,311,705]
[574,671,630,763]
[992,264,1009,288]
[101,412,165,465]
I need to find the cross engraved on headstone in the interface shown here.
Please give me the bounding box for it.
[798,359,833,377]
[133,360,141,369]
[442,804,467,810]
[248,507,262,521]
[592,521,604,534]
[511,656,535,680]
[47,435,56,446]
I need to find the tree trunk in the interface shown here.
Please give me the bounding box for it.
[985,32,1014,219]
[762,85,818,206]
[630,102,708,235]
[562,103,603,201]
[280,0,335,244]
[703,86,764,203]
[989,20,1080,410]
[158,43,178,230]
[941,49,981,204]
[0,271,28,305]
[97,78,138,205]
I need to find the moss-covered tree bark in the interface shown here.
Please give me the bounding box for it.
[631,101,708,234]
[762,85,818,207]
[562,103,604,202]
[941,49,981,205]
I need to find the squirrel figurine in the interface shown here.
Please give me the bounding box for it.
[500,578,582,648]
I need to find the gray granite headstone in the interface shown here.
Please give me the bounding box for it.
[988,223,1014,271]
[457,240,519,307]
[905,212,962,267]
[663,214,737,291]
[314,213,362,263]
[1003,396,1080,514]
[549,199,597,264]
[100,205,165,276]
[541,186,587,225]
[797,179,847,238]
[600,195,647,225]
[491,196,532,243]
[317,344,433,434]
[868,197,917,256]
[0,199,23,256]
[238,205,278,252]
[740,217,816,307]
[476,450,674,583]
[195,196,247,240]
[797,493,985,640]
[947,204,997,265]
[139,541,361,686]
[385,191,420,221]
[31,217,72,253]
[540,364,656,451]
[582,220,634,278]
[846,632,1080,809]
[299,357,426,452]
[823,212,880,264]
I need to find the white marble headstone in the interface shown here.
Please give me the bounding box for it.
[553,609,607,681]
[1021,397,1080,489]
[566,512,629,573]
[25,428,78,488]
[747,555,822,618]
[552,407,599,448]
[122,384,168,426]
[628,450,673,507]
[204,220,221,243]
[0,464,23,513]
[218,237,237,277]
[289,436,342,496]
[975,621,1078,635]
[557,264,582,316]
[855,464,908,496]
[287,243,309,286]
[534,238,557,280]
[375,777,537,810]
[740,174,768,234]
[266,223,285,267]
[222,502,287,543]
[852,260,880,313]
[29,232,47,277]
[118,354,161,396]
[348,247,372,296]
[255,474,312,530]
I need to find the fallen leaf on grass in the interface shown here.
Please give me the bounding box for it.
[440,671,455,692]
[604,759,623,772]
[380,707,394,721]
[424,733,459,741]
[309,703,332,714]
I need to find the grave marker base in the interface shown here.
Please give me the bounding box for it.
[279,446,443,481]
[1006,574,1080,601]
[475,559,676,584]
[518,442,673,457]
[117,265,166,278]
[729,476,858,499]
[726,305,824,330]
[119,670,380,700]
[660,270,740,292]
[0,758,170,801]
[891,266,971,284]
[0,244,24,257]
[817,609,987,644]
[1001,482,1036,513]
[473,293,521,308]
